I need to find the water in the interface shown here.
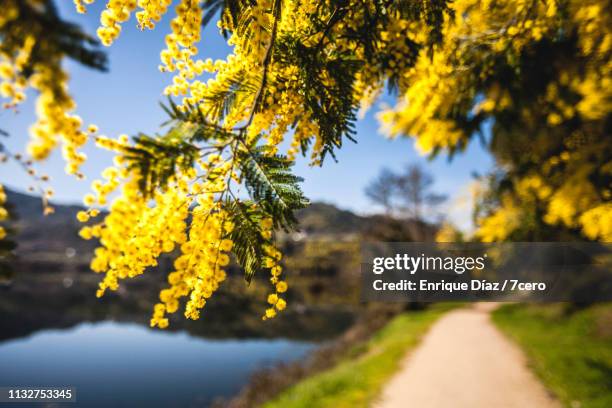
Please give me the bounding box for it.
[0,322,314,407]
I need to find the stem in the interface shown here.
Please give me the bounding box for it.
[0,142,51,212]
[243,0,283,129]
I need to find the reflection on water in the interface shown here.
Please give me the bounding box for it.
[0,322,313,407]
[0,266,356,343]
[0,261,356,407]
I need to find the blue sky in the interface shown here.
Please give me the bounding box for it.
[1,2,493,230]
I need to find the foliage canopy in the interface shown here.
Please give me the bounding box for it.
[0,0,610,325]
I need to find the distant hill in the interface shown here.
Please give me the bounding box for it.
[5,188,96,256]
[4,189,372,256]
[295,202,370,235]
[4,187,437,258]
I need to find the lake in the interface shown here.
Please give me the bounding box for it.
[0,264,356,407]
[0,321,314,407]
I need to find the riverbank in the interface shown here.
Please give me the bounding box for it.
[230,302,612,408]
[232,303,457,408]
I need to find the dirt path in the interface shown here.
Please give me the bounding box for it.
[376,303,559,408]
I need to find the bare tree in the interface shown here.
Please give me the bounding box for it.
[395,164,447,221]
[364,168,397,215]
[365,164,447,240]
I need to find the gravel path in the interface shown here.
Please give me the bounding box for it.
[376,303,560,408]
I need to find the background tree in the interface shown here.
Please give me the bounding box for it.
[395,164,447,222]
[380,0,611,242]
[366,164,447,222]
[365,164,447,241]
[364,168,396,216]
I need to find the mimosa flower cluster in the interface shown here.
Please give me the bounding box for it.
[71,0,609,329]
[76,0,451,163]
[0,184,7,241]
[79,133,291,325]
[379,0,611,241]
[1,0,102,177]
[75,0,442,326]
[260,219,287,320]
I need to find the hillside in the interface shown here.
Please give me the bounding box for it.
[3,188,393,256]
[5,188,96,256]
[4,188,438,259]
[295,202,369,235]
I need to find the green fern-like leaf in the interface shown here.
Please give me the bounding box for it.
[160,98,236,142]
[122,134,199,197]
[237,145,309,230]
[225,199,268,283]
[199,69,260,122]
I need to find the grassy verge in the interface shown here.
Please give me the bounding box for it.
[493,303,612,408]
[263,303,458,408]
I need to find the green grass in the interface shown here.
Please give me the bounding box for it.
[263,303,458,408]
[493,303,612,408]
